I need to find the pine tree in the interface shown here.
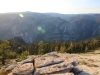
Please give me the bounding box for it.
[38,41,44,54]
[85,45,88,52]
[60,45,66,53]
[0,40,11,64]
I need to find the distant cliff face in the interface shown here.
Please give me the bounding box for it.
[0,12,100,43]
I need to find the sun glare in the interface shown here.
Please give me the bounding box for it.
[19,14,24,18]
[0,0,67,13]
[0,0,100,14]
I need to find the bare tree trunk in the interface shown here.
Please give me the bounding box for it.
[1,57,5,65]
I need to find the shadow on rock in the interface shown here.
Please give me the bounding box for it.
[75,71,90,75]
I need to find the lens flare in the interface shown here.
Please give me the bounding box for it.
[37,26,45,33]
[19,14,24,18]
[37,26,42,31]
[41,29,45,33]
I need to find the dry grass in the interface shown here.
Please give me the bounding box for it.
[87,64,99,67]
[79,60,88,65]
[79,57,83,59]
[0,68,12,75]
[88,59,94,62]
[79,60,99,67]
[0,69,7,75]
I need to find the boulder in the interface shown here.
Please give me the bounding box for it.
[21,58,34,64]
[37,59,64,68]
[1,54,83,75]
[12,63,34,75]
[71,61,78,66]
[71,66,83,74]
[35,63,74,74]
[5,63,17,72]
[46,52,59,57]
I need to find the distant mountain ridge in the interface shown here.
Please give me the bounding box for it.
[0,12,100,43]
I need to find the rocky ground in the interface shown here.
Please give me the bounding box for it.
[0,50,100,75]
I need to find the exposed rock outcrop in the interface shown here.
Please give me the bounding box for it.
[0,53,83,75]
[1,51,100,75]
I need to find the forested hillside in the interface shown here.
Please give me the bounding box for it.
[0,37,100,65]
[0,12,100,43]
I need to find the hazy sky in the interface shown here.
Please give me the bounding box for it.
[0,0,100,14]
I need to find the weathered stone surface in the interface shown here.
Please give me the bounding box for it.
[1,53,85,75]
[35,62,74,74]
[35,55,64,68]
[21,58,34,64]
[5,63,17,72]
[12,63,34,75]
[8,72,13,75]
[49,73,74,75]
[37,59,64,68]
[46,52,59,57]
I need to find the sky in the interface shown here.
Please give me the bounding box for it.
[0,0,100,14]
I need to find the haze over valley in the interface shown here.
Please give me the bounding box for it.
[0,12,100,43]
[0,0,100,75]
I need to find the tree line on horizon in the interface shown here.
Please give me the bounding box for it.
[0,37,100,64]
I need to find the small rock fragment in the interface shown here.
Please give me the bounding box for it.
[71,66,83,74]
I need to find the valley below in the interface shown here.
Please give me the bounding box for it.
[0,12,100,75]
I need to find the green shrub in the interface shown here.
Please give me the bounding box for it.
[7,51,17,59]
[20,50,29,59]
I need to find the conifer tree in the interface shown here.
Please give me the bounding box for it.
[0,40,11,64]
